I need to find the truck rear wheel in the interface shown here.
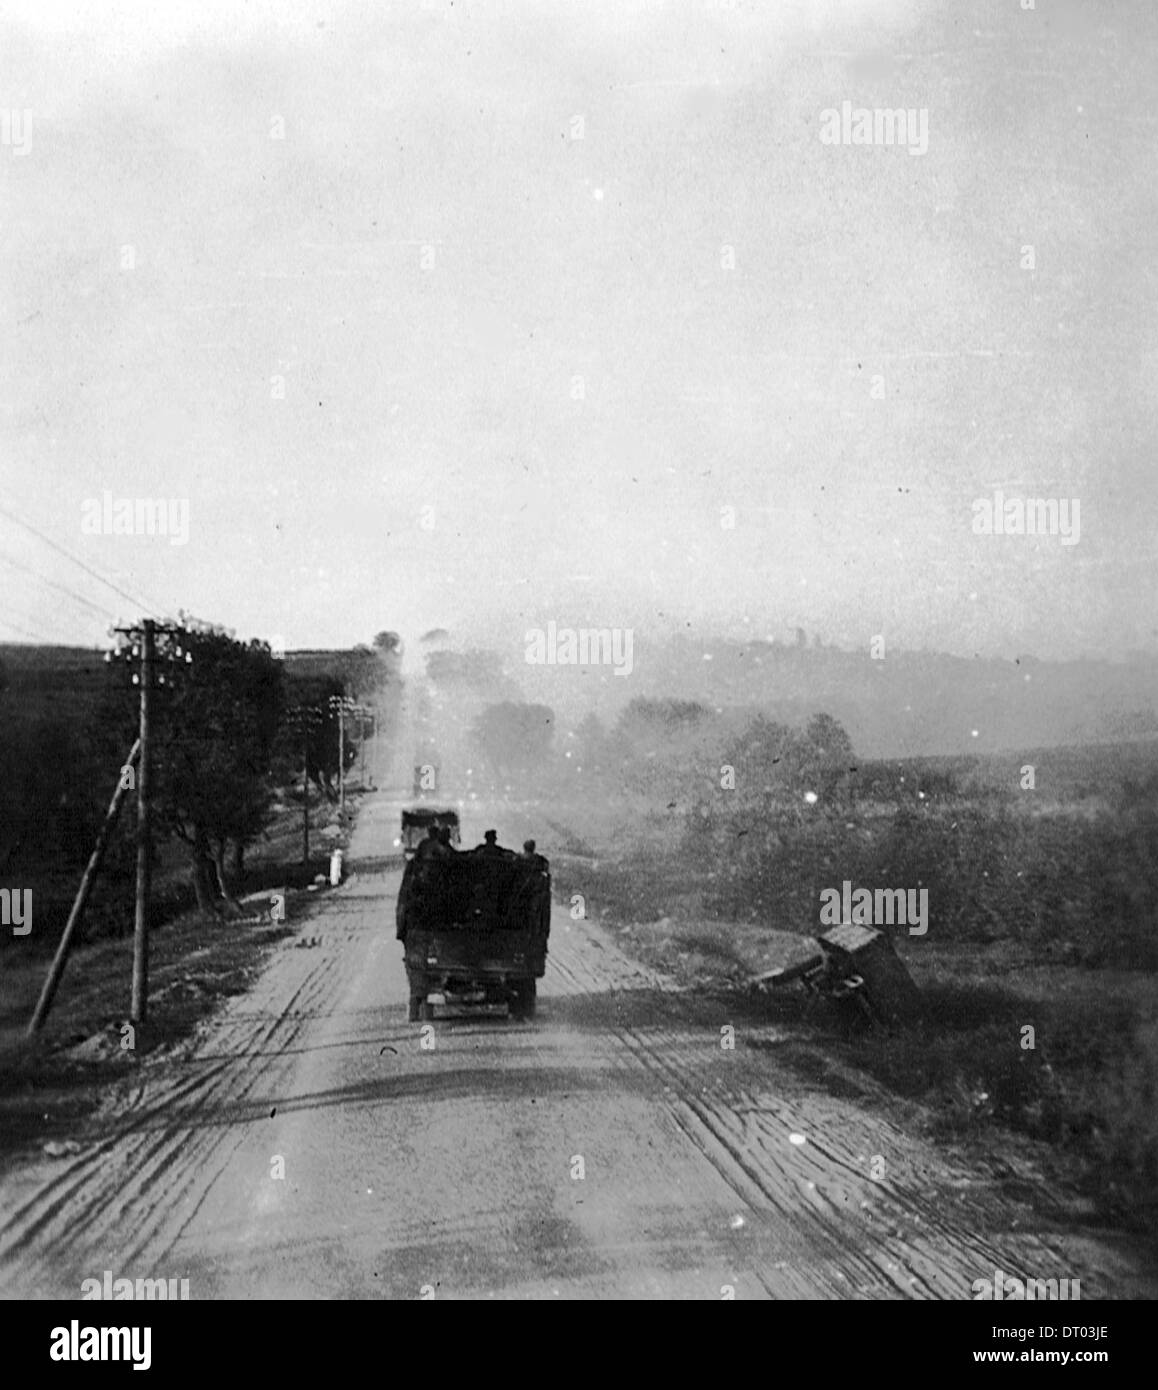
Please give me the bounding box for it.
[510,980,536,1021]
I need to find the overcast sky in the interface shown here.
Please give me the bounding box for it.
[1,0,1155,665]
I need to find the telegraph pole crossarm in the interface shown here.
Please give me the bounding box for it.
[328,695,361,812]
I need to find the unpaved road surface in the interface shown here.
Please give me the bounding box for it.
[1,794,1150,1300]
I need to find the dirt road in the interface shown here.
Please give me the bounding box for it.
[0,793,1148,1300]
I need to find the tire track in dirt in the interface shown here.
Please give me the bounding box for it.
[0,903,369,1297]
[543,918,1104,1299]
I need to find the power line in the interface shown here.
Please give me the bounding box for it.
[0,502,161,617]
[0,554,121,623]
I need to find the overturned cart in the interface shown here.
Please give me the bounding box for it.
[395,850,551,1021]
[751,923,920,1028]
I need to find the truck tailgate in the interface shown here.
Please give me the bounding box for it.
[407,928,540,976]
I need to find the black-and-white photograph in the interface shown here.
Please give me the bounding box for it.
[1,0,1155,1332]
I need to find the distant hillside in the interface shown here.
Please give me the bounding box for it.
[514,636,1158,759]
[0,644,108,728]
[0,643,105,672]
[7,638,1157,763]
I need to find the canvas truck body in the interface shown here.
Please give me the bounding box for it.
[396,847,550,1020]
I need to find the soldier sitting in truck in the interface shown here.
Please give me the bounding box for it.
[474,829,513,859]
[414,824,448,862]
[521,839,549,872]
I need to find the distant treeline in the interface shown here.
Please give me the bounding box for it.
[517,635,1158,758]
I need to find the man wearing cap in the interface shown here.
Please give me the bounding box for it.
[475,828,510,859]
[414,823,447,861]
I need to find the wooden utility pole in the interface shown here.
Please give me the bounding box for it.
[330,695,362,810]
[337,700,346,812]
[289,705,321,867]
[131,619,155,1024]
[28,740,141,1035]
[302,716,311,865]
[359,709,370,786]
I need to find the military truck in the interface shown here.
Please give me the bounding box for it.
[396,806,460,859]
[395,842,550,1021]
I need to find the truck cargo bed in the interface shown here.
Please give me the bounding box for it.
[395,848,551,1021]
